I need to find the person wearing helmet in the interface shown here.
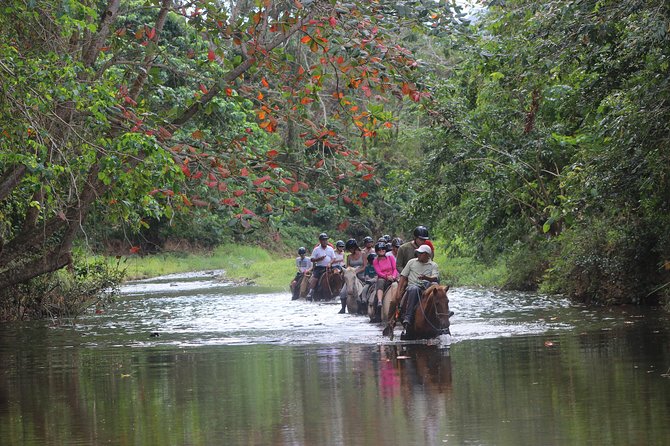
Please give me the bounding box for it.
[382,234,391,243]
[390,237,403,260]
[306,233,335,300]
[345,239,365,280]
[361,236,375,259]
[359,252,377,307]
[399,244,439,329]
[330,240,346,273]
[396,225,432,274]
[336,238,366,314]
[291,247,312,300]
[372,242,398,307]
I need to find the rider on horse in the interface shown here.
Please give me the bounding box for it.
[291,247,312,300]
[397,244,440,329]
[306,233,335,300]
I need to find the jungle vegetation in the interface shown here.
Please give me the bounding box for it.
[1,0,669,319]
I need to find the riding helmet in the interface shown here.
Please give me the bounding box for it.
[367,253,377,263]
[383,234,391,243]
[385,242,392,252]
[374,241,387,252]
[413,225,430,240]
[363,236,373,244]
[336,240,345,248]
[298,247,306,255]
[345,238,358,250]
[391,237,403,247]
[319,232,329,240]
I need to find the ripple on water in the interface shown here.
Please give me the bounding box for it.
[64,277,635,348]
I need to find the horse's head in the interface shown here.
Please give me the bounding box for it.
[424,285,451,330]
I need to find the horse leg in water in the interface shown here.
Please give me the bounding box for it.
[338,283,347,313]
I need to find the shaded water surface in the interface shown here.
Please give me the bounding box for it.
[1,272,669,445]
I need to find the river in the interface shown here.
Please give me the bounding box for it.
[1,271,669,445]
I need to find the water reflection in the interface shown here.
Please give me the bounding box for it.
[1,274,669,445]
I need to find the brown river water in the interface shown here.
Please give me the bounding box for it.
[1,271,669,445]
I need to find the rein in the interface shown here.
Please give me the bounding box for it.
[418,289,449,333]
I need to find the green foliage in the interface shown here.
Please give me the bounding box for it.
[0,253,124,321]
[417,0,670,304]
[542,216,664,305]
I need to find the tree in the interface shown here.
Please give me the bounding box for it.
[0,0,454,314]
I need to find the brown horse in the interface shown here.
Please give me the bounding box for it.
[383,285,450,341]
[291,271,311,300]
[313,269,345,301]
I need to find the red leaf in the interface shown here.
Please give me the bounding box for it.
[192,171,203,179]
[315,159,324,168]
[147,27,156,40]
[242,208,256,215]
[360,192,369,198]
[338,220,350,231]
[261,78,269,87]
[267,149,279,158]
[208,49,215,62]
[233,189,246,197]
[252,175,271,186]
[180,164,191,177]
[291,182,300,193]
[342,195,352,204]
[240,167,249,177]
[129,246,141,254]
[281,178,293,185]
[328,16,337,27]
[221,198,237,206]
[300,35,311,44]
[362,173,374,181]
[199,84,208,94]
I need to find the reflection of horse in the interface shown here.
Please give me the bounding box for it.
[383,285,450,341]
[313,269,344,301]
[291,272,311,300]
[342,267,363,313]
[381,344,453,395]
[368,281,399,324]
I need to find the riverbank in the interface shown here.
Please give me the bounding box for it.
[118,245,507,290]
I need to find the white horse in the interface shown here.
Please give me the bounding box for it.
[342,267,364,314]
[368,281,399,324]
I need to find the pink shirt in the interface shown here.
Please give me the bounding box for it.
[373,255,398,280]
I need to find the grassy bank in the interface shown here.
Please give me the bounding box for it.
[118,245,506,290]
[120,245,294,290]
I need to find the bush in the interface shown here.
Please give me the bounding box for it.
[0,253,125,321]
[542,217,661,305]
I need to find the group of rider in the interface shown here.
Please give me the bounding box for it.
[291,226,440,329]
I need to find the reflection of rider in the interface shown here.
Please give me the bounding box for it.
[306,233,335,300]
[291,247,311,300]
[398,244,439,329]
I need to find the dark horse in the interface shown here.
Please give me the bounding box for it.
[313,269,345,301]
[383,285,451,341]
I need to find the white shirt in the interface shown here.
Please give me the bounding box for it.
[296,256,311,273]
[311,245,335,267]
[331,250,345,267]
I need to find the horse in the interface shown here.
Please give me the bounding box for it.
[383,285,450,341]
[342,267,363,314]
[368,281,399,324]
[313,268,345,301]
[292,271,311,300]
